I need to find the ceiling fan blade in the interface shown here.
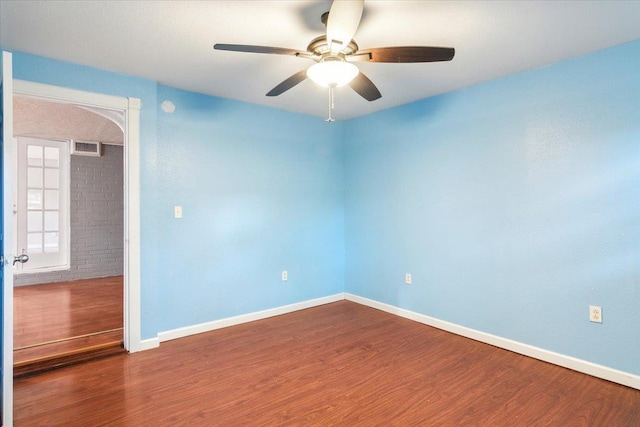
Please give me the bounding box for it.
[326,0,364,54]
[349,72,382,102]
[358,46,455,63]
[214,44,306,57]
[266,69,308,97]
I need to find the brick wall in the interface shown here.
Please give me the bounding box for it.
[14,144,124,286]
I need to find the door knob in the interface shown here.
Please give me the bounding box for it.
[13,253,29,265]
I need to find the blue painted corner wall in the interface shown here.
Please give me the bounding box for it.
[344,40,640,375]
[153,86,345,332]
[1,39,639,377]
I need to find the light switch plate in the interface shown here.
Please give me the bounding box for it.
[174,205,183,219]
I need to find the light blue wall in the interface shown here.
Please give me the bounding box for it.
[153,86,344,332]
[344,40,640,375]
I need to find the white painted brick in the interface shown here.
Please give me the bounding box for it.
[15,145,124,286]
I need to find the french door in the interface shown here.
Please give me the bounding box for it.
[14,137,70,273]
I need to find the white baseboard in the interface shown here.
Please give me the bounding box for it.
[140,291,639,390]
[134,337,160,352]
[158,293,345,343]
[345,293,640,391]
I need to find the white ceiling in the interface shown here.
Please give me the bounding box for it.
[1,1,639,120]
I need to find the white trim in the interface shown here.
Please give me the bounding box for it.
[12,79,142,354]
[13,80,128,110]
[345,293,640,390]
[2,49,15,427]
[159,294,345,343]
[138,337,160,352]
[124,97,142,352]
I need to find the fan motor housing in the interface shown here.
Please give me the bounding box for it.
[307,36,359,57]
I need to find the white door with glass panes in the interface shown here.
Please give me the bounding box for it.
[14,136,70,272]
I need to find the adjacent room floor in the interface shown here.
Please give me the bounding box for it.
[13,276,124,377]
[13,300,640,426]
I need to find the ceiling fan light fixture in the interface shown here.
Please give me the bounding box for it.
[307,58,359,88]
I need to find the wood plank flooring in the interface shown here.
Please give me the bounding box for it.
[14,301,640,426]
[13,276,124,376]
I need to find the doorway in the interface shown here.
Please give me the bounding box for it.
[10,78,143,355]
[2,75,141,424]
[12,97,126,375]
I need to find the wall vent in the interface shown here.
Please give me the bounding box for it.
[71,140,102,157]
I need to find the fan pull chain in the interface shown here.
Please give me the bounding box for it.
[326,84,336,122]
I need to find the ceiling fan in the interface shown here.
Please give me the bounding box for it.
[214,0,455,121]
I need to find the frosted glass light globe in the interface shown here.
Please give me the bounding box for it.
[307,58,359,87]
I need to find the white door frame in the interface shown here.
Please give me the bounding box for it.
[11,79,142,352]
[2,49,15,427]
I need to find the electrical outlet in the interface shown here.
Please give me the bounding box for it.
[281,270,288,281]
[405,273,412,285]
[589,305,602,323]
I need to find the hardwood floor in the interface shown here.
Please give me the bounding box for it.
[14,301,640,426]
[13,276,124,376]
